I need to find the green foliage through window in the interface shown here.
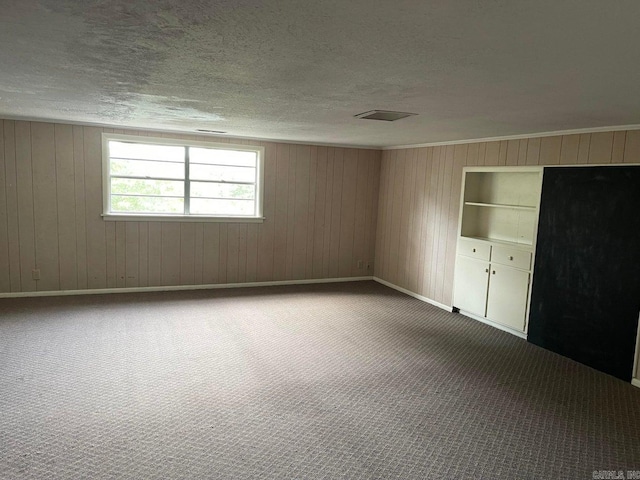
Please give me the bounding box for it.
[106,139,262,217]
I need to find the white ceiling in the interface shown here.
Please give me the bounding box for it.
[2,1,640,147]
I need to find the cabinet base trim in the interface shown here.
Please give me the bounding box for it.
[372,277,453,312]
[632,379,640,389]
[458,309,527,339]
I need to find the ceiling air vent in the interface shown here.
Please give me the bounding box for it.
[354,110,417,121]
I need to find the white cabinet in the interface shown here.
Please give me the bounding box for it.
[486,264,530,331]
[454,255,489,317]
[491,245,531,271]
[453,167,542,335]
[453,239,531,332]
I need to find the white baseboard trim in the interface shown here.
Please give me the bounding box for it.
[372,277,453,312]
[632,378,640,389]
[458,309,527,339]
[0,276,374,299]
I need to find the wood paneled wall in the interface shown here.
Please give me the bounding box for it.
[374,130,640,307]
[0,120,381,293]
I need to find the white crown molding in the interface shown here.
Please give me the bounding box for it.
[3,114,640,152]
[0,115,382,150]
[382,124,640,150]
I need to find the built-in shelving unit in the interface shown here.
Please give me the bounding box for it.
[460,169,542,246]
[454,167,543,336]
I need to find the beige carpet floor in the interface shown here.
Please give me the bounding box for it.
[1,281,639,479]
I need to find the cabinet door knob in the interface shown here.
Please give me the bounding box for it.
[472,248,476,252]
[509,256,514,261]
[492,270,496,275]
[485,268,489,273]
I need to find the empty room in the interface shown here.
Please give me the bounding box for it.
[1,1,640,479]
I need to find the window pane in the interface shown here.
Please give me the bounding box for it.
[105,136,262,218]
[190,164,256,183]
[111,178,184,196]
[190,147,256,167]
[110,159,185,179]
[111,196,184,214]
[190,198,255,216]
[109,141,184,162]
[190,182,254,199]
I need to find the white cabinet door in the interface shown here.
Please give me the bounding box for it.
[454,256,489,317]
[486,264,530,331]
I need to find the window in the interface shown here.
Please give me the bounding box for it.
[102,134,264,222]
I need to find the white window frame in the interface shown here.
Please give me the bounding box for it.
[101,133,265,223]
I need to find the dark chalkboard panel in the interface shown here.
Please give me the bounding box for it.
[528,166,640,381]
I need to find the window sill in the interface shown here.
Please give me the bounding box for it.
[102,213,265,223]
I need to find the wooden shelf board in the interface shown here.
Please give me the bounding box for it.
[460,235,534,249]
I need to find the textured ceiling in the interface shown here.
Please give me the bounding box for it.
[1,1,640,147]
